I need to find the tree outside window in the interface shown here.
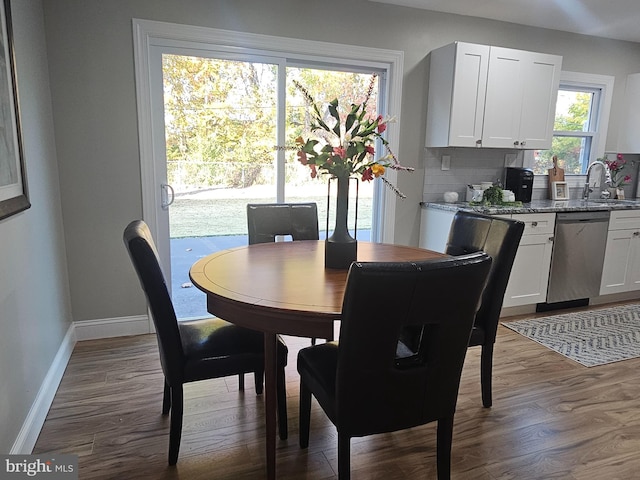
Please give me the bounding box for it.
[533,86,600,175]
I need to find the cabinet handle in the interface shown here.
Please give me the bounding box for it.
[549,236,554,242]
[634,231,640,237]
[513,141,520,146]
[476,139,482,145]
[520,140,526,146]
[531,221,538,227]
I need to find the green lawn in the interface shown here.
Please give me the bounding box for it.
[169,195,373,238]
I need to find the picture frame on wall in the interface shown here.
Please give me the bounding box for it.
[0,0,29,221]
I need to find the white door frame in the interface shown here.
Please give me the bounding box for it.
[132,19,404,301]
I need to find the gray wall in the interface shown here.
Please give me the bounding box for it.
[0,0,72,453]
[39,0,640,325]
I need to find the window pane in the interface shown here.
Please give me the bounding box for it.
[533,136,591,175]
[533,85,601,175]
[554,90,594,132]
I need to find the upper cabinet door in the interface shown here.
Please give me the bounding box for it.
[448,43,490,147]
[617,73,640,153]
[482,48,562,149]
[518,52,562,149]
[481,47,526,148]
[425,42,490,147]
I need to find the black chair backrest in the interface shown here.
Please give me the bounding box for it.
[445,211,524,343]
[123,220,184,384]
[247,203,319,245]
[335,252,491,436]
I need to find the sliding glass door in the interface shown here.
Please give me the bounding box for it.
[155,49,382,318]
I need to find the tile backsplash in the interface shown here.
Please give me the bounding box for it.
[423,147,524,203]
[423,149,640,202]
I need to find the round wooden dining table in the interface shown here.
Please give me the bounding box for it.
[189,240,444,479]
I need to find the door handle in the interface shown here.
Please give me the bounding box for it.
[161,183,175,210]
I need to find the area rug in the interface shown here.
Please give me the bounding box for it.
[501,303,640,367]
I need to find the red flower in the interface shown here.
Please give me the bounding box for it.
[310,164,317,179]
[361,167,374,182]
[376,115,387,133]
[297,150,308,165]
[333,146,346,159]
[365,145,375,155]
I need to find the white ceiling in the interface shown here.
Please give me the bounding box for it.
[370,0,640,44]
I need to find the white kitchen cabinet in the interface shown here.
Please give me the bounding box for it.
[419,207,555,307]
[419,207,455,252]
[502,213,555,307]
[600,210,640,295]
[617,73,640,153]
[425,42,562,150]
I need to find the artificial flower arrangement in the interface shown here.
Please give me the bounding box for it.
[293,75,413,198]
[603,153,632,189]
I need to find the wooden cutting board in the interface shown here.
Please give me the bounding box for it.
[548,155,565,197]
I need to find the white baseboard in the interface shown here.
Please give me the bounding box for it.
[11,323,76,454]
[74,315,151,341]
[11,315,152,453]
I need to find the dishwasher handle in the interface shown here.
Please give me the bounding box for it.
[556,211,610,223]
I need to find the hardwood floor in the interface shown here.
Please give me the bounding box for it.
[33,305,640,479]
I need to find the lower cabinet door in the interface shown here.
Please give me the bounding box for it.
[503,233,554,307]
[628,233,640,291]
[600,229,635,295]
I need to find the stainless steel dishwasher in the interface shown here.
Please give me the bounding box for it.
[546,211,610,304]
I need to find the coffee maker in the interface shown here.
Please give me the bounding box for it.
[505,167,534,203]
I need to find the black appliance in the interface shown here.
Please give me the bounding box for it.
[505,167,534,203]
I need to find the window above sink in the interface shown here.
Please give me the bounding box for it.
[526,72,615,177]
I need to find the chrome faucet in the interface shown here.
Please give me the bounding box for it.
[582,160,607,200]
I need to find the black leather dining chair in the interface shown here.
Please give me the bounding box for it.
[297,252,492,480]
[123,220,289,465]
[247,202,321,347]
[247,202,319,245]
[399,211,524,407]
[444,210,524,407]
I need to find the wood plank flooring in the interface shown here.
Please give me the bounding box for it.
[33,304,640,479]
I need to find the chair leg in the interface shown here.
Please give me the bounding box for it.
[254,368,264,395]
[162,380,171,415]
[238,373,245,391]
[436,416,453,480]
[168,384,184,466]
[480,343,494,408]
[277,366,288,440]
[337,432,351,480]
[299,380,312,448]
[311,337,316,345]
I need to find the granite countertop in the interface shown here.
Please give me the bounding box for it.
[420,198,640,215]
